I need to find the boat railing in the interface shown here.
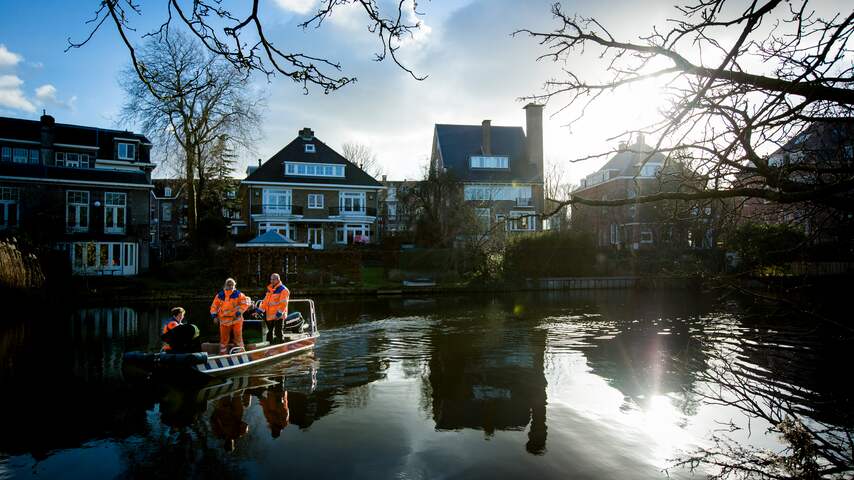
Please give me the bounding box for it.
[288,298,318,336]
[243,299,317,337]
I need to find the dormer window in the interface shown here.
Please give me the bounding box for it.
[285,162,344,178]
[164,187,172,197]
[470,155,509,169]
[304,144,316,153]
[118,143,136,161]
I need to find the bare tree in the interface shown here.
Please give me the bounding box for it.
[515,1,854,215]
[342,142,383,178]
[69,0,426,94]
[120,31,262,242]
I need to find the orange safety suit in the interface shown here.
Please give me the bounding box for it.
[261,389,289,438]
[210,288,249,354]
[161,319,179,351]
[259,282,290,321]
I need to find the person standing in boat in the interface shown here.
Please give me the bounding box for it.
[210,278,249,354]
[259,273,290,344]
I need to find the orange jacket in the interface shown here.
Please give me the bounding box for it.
[161,319,179,351]
[210,289,249,326]
[260,282,289,322]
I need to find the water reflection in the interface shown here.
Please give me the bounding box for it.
[0,291,849,479]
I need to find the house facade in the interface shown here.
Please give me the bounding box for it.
[429,104,546,239]
[379,177,420,236]
[239,128,383,249]
[571,136,714,250]
[741,121,854,244]
[0,113,154,275]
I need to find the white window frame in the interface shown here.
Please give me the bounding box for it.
[335,223,370,245]
[304,144,316,153]
[339,191,366,215]
[0,186,19,229]
[1,147,10,162]
[284,162,345,178]
[29,149,39,164]
[308,227,323,249]
[13,148,28,163]
[475,207,491,231]
[66,190,90,232]
[164,187,172,197]
[307,193,325,209]
[104,192,127,234]
[470,155,509,169]
[640,230,654,244]
[610,223,620,245]
[118,142,136,161]
[507,211,536,232]
[262,189,292,215]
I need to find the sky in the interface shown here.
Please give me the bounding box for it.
[0,0,848,184]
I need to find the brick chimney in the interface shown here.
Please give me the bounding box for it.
[481,120,491,155]
[299,127,314,141]
[40,110,55,160]
[524,103,544,173]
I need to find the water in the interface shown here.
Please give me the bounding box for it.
[0,290,850,479]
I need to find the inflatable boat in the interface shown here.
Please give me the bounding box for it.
[123,299,319,378]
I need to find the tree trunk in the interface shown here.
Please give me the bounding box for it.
[185,148,198,243]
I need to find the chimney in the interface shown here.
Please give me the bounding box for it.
[635,133,645,147]
[382,174,387,183]
[618,141,627,151]
[524,103,544,173]
[299,127,314,141]
[481,120,492,155]
[40,110,55,157]
[257,158,262,167]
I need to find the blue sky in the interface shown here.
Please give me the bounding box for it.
[1,0,847,183]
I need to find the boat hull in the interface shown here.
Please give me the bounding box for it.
[195,335,317,377]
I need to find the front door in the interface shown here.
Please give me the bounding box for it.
[308,227,324,249]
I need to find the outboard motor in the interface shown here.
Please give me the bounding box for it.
[283,312,304,333]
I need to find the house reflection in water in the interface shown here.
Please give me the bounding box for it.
[428,320,548,454]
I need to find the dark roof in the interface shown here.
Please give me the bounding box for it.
[598,144,666,176]
[152,178,185,197]
[0,162,152,186]
[244,134,382,187]
[772,121,854,163]
[0,116,151,163]
[434,124,541,183]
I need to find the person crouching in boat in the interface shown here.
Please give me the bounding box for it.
[259,273,290,344]
[210,278,249,355]
[161,307,201,353]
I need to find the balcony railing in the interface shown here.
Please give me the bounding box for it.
[250,204,304,216]
[328,206,377,217]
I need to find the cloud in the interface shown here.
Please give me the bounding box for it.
[0,75,35,112]
[35,84,77,110]
[0,44,22,68]
[273,0,317,14]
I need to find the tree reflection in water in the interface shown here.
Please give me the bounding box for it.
[671,315,854,479]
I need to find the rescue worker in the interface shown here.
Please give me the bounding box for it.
[210,278,249,354]
[161,307,201,353]
[259,273,290,344]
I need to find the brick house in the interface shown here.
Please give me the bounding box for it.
[238,128,383,249]
[0,113,154,275]
[430,104,546,239]
[571,136,714,250]
[741,121,854,244]
[379,177,420,236]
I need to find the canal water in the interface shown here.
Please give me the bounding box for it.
[0,290,850,479]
